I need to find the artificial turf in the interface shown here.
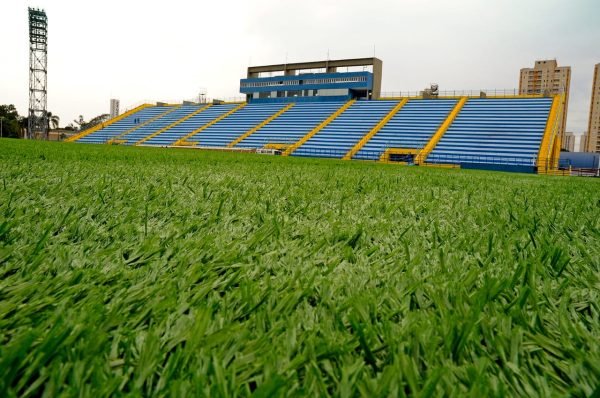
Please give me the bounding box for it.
[1,138,599,396]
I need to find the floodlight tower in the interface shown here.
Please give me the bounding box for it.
[27,8,48,140]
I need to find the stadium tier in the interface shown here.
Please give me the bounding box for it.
[144,104,239,146]
[427,98,554,172]
[71,96,561,173]
[234,102,346,148]
[76,106,172,144]
[291,100,399,158]
[186,103,288,147]
[353,99,458,161]
[119,105,203,145]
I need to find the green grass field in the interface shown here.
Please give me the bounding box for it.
[1,138,599,397]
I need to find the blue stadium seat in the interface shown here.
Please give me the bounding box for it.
[428,98,553,168]
[235,102,344,148]
[354,99,457,160]
[119,105,203,145]
[77,106,169,144]
[292,100,399,158]
[143,104,238,146]
[187,103,287,147]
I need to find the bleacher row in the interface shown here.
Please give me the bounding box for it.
[73,97,555,172]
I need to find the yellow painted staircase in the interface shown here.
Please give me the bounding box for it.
[174,103,247,146]
[415,97,468,165]
[135,104,212,145]
[107,105,181,145]
[342,98,409,160]
[536,95,563,174]
[227,103,295,148]
[282,100,356,156]
[65,103,152,143]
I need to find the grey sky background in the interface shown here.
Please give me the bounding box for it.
[1,0,598,137]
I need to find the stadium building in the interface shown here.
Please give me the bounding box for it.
[67,57,565,174]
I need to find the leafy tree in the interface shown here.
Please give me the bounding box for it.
[0,105,22,138]
[77,114,109,131]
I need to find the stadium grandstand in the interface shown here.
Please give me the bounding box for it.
[66,57,565,174]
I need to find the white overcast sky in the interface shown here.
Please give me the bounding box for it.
[1,0,598,134]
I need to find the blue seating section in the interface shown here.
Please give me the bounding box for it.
[120,105,203,145]
[353,99,457,160]
[234,102,344,148]
[74,98,556,174]
[143,104,238,146]
[292,101,399,158]
[187,103,287,147]
[428,98,553,167]
[77,106,169,144]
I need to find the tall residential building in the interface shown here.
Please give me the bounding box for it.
[563,132,576,152]
[519,60,571,148]
[110,99,120,119]
[586,63,600,153]
[581,131,589,152]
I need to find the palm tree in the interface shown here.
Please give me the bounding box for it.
[47,112,60,130]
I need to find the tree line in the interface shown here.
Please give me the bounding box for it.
[0,105,59,138]
[0,104,108,138]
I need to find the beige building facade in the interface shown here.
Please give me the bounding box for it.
[563,132,576,152]
[586,63,600,153]
[581,132,589,152]
[519,60,571,148]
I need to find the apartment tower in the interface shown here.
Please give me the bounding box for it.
[581,132,589,152]
[519,60,571,148]
[586,63,600,152]
[563,132,576,152]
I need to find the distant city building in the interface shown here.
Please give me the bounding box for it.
[110,99,120,119]
[586,63,600,153]
[563,131,576,152]
[581,131,589,152]
[519,60,571,148]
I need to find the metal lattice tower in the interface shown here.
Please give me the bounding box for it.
[28,8,48,140]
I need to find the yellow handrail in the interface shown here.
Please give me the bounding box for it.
[174,103,247,146]
[343,98,409,160]
[65,103,152,142]
[282,100,355,156]
[415,97,468,165]
[227,103,294,148]
[135,104,212,145]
